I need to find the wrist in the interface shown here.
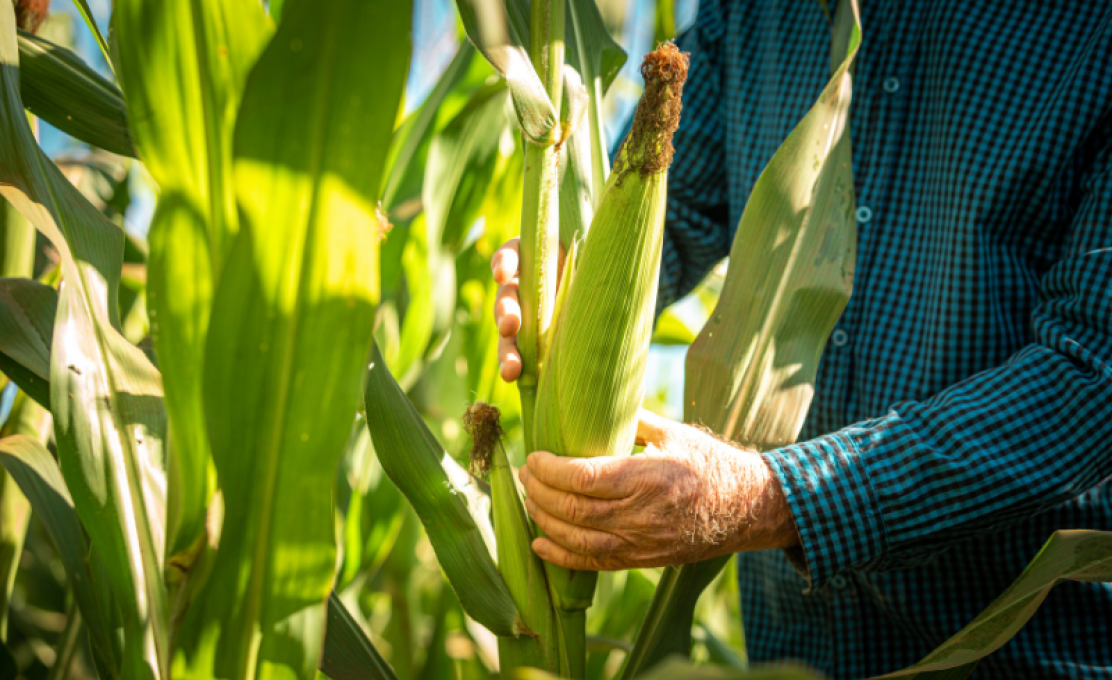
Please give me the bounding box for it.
[676,427,799,556]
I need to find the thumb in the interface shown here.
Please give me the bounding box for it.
[635,408,673,447]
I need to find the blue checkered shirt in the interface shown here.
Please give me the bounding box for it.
[653,1,1112,678]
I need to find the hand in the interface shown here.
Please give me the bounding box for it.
[490,237,565,382]
[518,409,799,571]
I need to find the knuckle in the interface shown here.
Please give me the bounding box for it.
[561,495,583,523]
[573,463,598,493]
[573,529,595,554]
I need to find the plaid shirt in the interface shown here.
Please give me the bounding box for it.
[655,1,1112,678]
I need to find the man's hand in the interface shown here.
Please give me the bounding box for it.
[519,409,800,571]
[491,237,565,382]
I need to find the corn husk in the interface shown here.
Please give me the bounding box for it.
[534,43,688,460]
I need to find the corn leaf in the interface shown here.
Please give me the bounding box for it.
[16,30,134,157]
[0,5,170,677]
[113,0,272,558]
[319,592,399,680]
[0,393,36,644]
[0,277,54,408]
[425,82,509,252]
[623,2,862,675]
[1,198,35,278]
[0,433,121,679]
[171,0,409,676]
[67,0,111,68]
[650,309,697,346]
[363,342,520,637]
[877,530,1112,679]
[392,83,510,387]
[381,41,479,214]
[454,0,559,145]
[335,417,404,590]
[564,0,626,200]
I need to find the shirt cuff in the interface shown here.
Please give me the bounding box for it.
[760,427,888,593]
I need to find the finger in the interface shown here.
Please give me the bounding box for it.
[525,451,636,499]
[494,282,521,337]
[520,468,618,530]
[635,408,673,447]
[498,335,522,382]
[531,537,630,571]
[491,237,520,285]
[526,499,623,558]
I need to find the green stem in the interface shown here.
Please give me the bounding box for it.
[46,601,83,680]
[517,0,565,455]
[518,131,562,457]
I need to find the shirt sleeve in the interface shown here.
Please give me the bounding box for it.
[650,0,734,312]
[762,118,1112,592]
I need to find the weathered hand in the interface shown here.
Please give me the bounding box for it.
[490,237,564,382]
[519,409,799,571]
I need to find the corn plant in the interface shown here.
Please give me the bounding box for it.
[368,0,860,676]
[0,1,1109,679]
[0,0,411,677]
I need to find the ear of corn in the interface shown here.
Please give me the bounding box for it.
[534,43,688,462]
[466,403,561,671]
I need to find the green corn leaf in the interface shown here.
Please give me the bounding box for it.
[113,0,273,559]
[388,81,510,386]
[15,29,134,157]
[0,5,170,678]
[1,197,35,278]
[319,592,399,680]
[363,342,520,637]
[565,0,626,201]
[650,308,698,346]
[424,82,510,252]
[171,0,409,676]
[0,392,37,643]
[381,40,480,214]
[877,530,1112,679]
[335,417,404,590]
[454,0,560,145]
[68,0,111,68]
[0,434,121,678]
[623,1,862,676]
[0,277,54,408]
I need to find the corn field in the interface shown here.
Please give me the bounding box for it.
[0,0,1107,679]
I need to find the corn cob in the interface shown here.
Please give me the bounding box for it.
[466,403,559,672]
[535,42,688,461]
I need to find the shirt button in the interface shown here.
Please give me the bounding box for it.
[883,76,900,93]
[831,329,849,347]
[855,206,873,224]
[831,575,848,589]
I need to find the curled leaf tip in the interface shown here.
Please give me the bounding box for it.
[464,402,503,477]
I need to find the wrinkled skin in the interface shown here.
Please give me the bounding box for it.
[493,239,799,570]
